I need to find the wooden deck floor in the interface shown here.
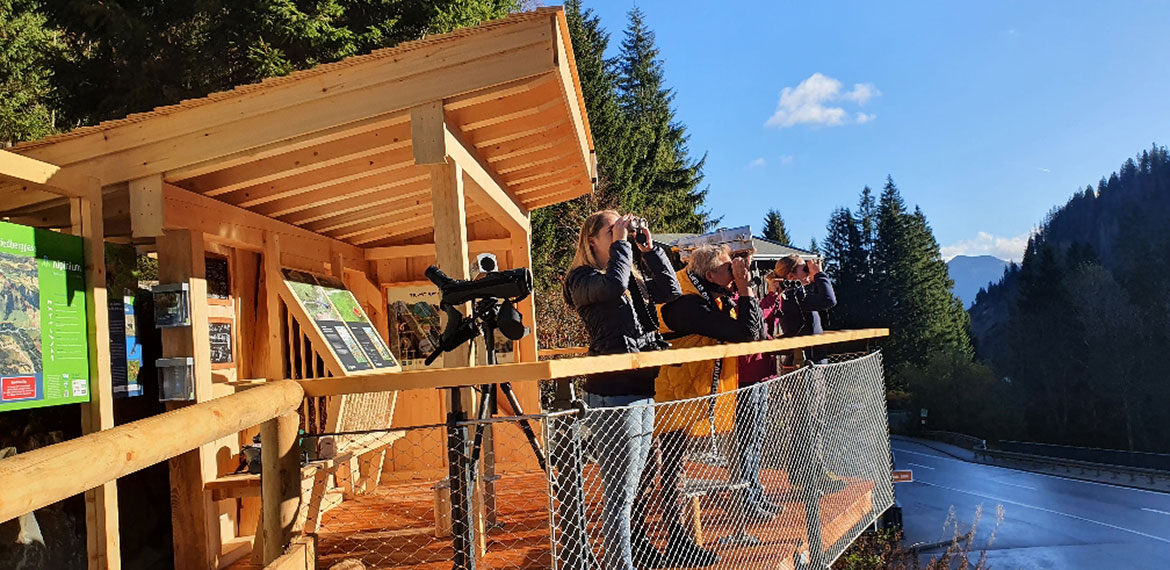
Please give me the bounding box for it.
[227,462,876,570]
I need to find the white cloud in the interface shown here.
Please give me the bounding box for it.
[1037,167,1051,173]
[778,155,794,165]
[765,73,880,128]
[749,157,767,168]
[941,231,1030,262]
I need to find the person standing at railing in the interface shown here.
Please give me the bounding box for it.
[770,254,846,494]
[733,274,786,521]
[654,243,765,567]
[564,210,681,570]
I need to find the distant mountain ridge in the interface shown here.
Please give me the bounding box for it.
[947,255,1010,308]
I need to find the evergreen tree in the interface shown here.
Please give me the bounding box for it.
[0,0,63,143]
[760,209,792,244]
[808,237,820,254]
[614,7,711,233]
[871,177,972,381]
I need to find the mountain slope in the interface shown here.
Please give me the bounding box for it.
[947,255,1010,308]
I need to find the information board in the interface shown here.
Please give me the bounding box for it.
[0,221,91,412]
[282,269,399,374]
[209,321,234,365]
[386,284,515,370]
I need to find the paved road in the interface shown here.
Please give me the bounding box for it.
[891,438,1170,569]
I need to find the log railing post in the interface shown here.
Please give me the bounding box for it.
[261,411,301,564]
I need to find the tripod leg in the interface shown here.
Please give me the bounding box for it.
[499,382,548,471]
[469,384,494,476]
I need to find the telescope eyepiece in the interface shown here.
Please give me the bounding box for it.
[425,265,453,288]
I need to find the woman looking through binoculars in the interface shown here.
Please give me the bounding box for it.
[563,210,681,570]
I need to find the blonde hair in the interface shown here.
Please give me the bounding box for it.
[772,254,802,279]
[686,244,731,279]
[569,210,619,273]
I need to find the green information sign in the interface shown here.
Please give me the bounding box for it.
[282,269,399,374]
[0,221,90,412]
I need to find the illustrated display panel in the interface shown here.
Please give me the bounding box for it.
[282,269,399,374]
[0,221,91,412]
[386,284,515,371]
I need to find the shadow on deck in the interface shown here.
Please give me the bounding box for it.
[228,464,875,570]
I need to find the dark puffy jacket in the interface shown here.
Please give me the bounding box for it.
[778,272,836,362]
[564,241,681,396]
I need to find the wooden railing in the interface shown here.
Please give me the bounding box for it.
[298,328,889,397]
[0,380,305,566]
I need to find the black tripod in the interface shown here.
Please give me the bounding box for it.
[466,298,548,474]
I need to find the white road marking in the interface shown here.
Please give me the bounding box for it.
[907,462,935,470]
[891,445,1170,496]
[914,480,1170,544]
[997,481,1037,491]
[1142,508,1170,516]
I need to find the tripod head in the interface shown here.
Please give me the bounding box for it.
[423,265,532,366]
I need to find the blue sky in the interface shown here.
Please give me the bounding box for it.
[581,1,1170,261]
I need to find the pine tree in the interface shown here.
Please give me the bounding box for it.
[808,237,820,254]
[614,7,711,233]
[0,0,62,144]
[760,209,792,244]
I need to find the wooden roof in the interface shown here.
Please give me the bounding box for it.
[2,7,594,249]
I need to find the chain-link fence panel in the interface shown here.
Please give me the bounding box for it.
[296,352,888,570]
[306,415,556,570]
[547,351,891,570]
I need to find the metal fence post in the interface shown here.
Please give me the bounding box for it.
[446,389,477,570]
[549,378,589,570]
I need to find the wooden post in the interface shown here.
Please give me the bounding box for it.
[72,181,121,570]
[262,232,284,380]
[158,229,220,570]
[261,412,300,564]
[510,226,537,364]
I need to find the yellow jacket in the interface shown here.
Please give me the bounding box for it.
[654,269,738,436]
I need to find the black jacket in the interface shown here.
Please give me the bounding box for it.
[660,275,764,344]
[564,241,681,396]
[778,272,836,337]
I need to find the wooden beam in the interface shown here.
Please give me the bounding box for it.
[161,183,364,265]
[445,126,529,234]
[0,382,304,524]
[444,72,559,111]
[0,149,95,198]
[129,174,164,237]
[262,233,284,380]
[19,18,556,184]
[552,11,596,184]
[158,229,219,570]
[221,145,415,210]
[274,174,429,226]
[364,238,512,260]
[180,122,412,196]
[510,228,538,364]
[263,535,316,570]
[167,114,410,182]
[299,329,891,396]
[71,181,121,570]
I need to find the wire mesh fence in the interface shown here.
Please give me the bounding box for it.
[295,352,890,570]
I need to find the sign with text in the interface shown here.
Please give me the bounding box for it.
[282,269,399,374]
[386,284,515,370]
[892,470,914,483]
[0,221,90,412]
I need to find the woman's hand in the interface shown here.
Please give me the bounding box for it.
[807,258,822,278]
[636,223,654,253]
[612,213,632,243]
[767,274,782,295]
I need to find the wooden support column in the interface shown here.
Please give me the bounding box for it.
[158,229,220,570]
[260,412,300,564]
[510,225,537,364]
[261,232,284,380]
[73,180,121,570]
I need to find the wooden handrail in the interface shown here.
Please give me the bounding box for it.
[299,328,888,397]
[0,380,304,524]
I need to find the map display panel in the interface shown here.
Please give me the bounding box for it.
[0,221,90,412]
[282,269,399,374]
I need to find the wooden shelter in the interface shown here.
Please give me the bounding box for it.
[1,7,594,568]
